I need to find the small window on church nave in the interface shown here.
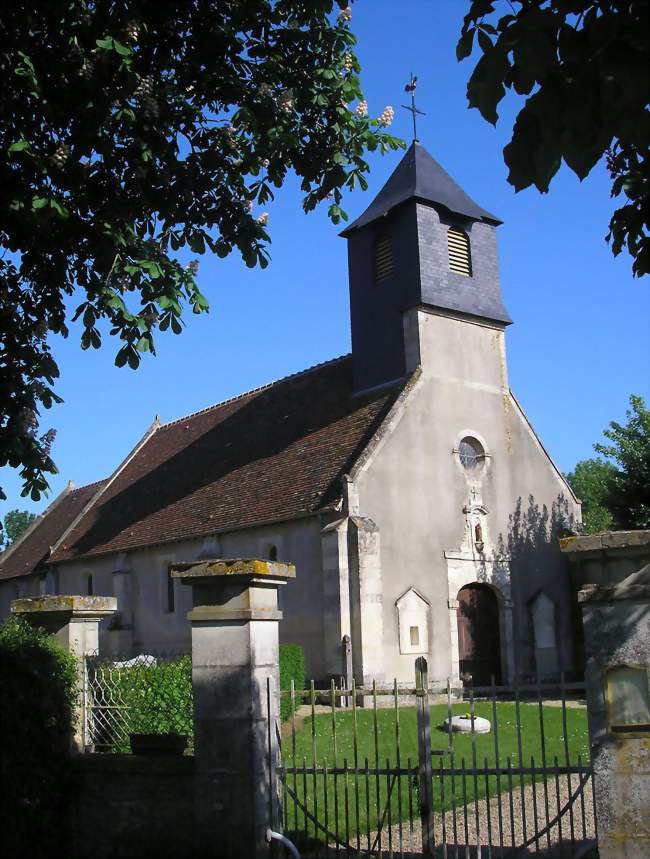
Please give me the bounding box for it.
[374,234,394,282]
[458,436,484,470]
[447,227,472,277]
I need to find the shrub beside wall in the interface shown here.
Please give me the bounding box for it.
[0,616,78,857]
[279,643,305,721]
[90,645,304,753]
[96,654,194,753]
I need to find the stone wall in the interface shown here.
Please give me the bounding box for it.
[562,530,650,675]
[579,566,650,859]
[69,755,194,859]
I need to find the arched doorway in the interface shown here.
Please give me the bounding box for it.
[457,583,501,686]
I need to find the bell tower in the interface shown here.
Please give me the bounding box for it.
[341,142,512,393]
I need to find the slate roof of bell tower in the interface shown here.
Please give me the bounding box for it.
[340,141,501,236]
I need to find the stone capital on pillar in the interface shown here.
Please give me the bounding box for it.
[172,557,295,622]
[171,558,295,859]
[11,594,117,644]
[11,595,117,751]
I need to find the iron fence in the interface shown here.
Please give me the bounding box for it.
[272,659,596,858]
[83,650,192,753]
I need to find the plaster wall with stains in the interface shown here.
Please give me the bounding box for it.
[353,306,581,684]
[1,515,327,677]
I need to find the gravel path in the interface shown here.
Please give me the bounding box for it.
[297,773,596,858]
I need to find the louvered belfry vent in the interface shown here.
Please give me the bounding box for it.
[447,227,472,277]
[374,234,394,282]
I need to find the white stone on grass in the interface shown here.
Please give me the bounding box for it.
[444,714,491,734]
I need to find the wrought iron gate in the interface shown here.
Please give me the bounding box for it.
[271,658,596,857]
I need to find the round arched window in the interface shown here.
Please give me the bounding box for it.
[458,437,484,470]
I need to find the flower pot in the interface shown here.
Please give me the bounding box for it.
[129,732,188,756]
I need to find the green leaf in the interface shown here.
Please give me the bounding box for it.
[457,28,475,61]
[96,37,114,50]
[189,234,205,254]
[113,40,132,57]
[50,199,69,218]
[83,307,95,328]
[466,46,509,125]
[477,29,493,54]
[8,139,30,153]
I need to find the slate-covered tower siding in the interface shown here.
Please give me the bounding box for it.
[343,142,511,393]
[346,204,421,393]
[417,207,505,320]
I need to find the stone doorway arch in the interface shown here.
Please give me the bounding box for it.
[456,583,501,686]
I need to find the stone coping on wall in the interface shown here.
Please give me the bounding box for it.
[170,557,296,580]
[11,595,118,617]
[560,529,650,559]
[578,564,650,604]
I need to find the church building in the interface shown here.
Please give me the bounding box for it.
[0,142,581,686]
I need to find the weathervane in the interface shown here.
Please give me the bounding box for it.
[402,73,425,142]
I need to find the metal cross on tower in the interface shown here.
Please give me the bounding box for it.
[402,73,426,142]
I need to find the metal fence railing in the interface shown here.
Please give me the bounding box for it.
[84,651,192,754]
[272,659,596,858]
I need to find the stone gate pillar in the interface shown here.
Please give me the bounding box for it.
[578,567,650,859]
[171,558,295,859]
[11,595,117,751]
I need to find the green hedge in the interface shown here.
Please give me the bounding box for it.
[100,654,193,753]
[279,643,305,721]
[92,644,304,753]
[0,616,78,857]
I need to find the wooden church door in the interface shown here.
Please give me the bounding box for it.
[457,583,501,686]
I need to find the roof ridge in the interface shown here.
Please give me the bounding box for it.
[49,417,161,561]
[72,477,107,493]
[159,354,351,429]
[0,482,76,569]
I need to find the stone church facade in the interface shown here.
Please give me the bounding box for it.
[0,142,581,685]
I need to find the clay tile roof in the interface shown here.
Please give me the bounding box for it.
[49,355,404,563]
[0,480,106,581]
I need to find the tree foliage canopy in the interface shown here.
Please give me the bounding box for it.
[0,1,401,506]
[458,0,649,277]
[568,395,650,532]
[0,508,38,549]
[565,457,616,534]
[594,394,650,529]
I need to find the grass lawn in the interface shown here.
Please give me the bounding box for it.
[281,700,589,846]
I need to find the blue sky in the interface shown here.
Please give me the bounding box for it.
[2,0,649,519]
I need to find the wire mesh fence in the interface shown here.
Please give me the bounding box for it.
[273,663,596,858]
[84,651,192,754]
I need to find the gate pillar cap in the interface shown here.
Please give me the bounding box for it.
[579,565,650,604]
[170,557,295,583]
[11,595,117,636]
[11,595,117,619]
